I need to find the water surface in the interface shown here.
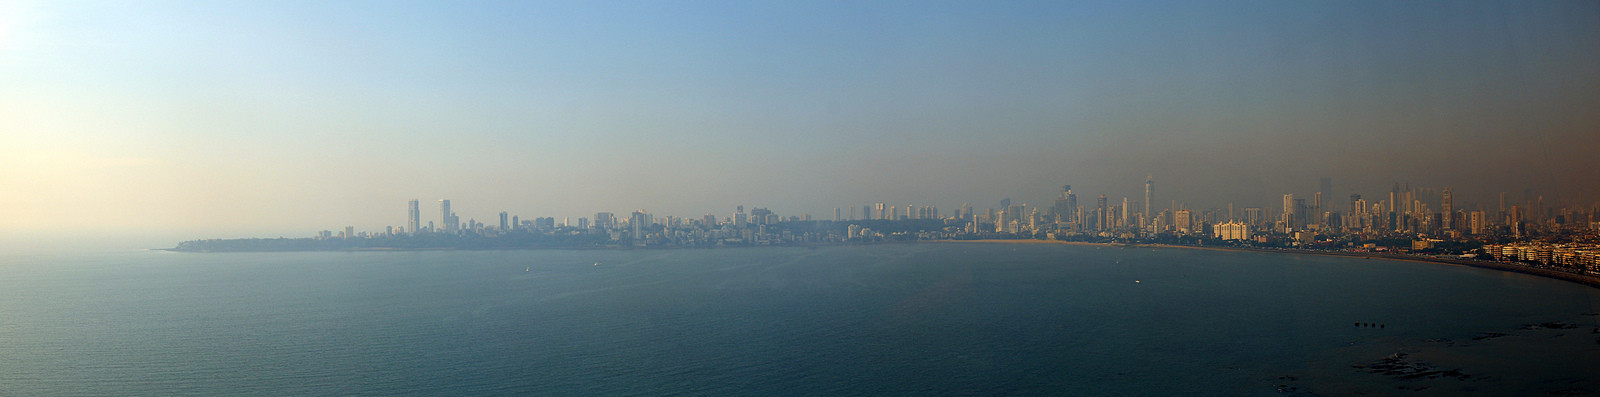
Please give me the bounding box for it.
[2,243,1596,395]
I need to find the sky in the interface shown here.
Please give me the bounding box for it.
[1,0,1598,246]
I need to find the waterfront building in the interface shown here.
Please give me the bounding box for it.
[1214,221,1250,240]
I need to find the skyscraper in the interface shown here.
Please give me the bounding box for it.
[1144,176,1153,228]
[1282,194,1295,231]
[631,210,650,242]
[1244,207,1263,227]
[408,199,420,234]
[1096,195,1108,231]
[439,199,456,232]
[1052,185,1073,223]
[1312,192,1323,226]
[499,211,509,231]
[1441,188,1454,230]
[1121,197,1130,227]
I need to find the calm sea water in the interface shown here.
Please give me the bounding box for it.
[2,243,1597,396]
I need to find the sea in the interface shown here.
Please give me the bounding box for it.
[2,242,1598,396]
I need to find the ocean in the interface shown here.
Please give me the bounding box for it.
[2,243,1597,396]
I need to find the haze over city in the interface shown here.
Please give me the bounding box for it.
[2,1,1597,247]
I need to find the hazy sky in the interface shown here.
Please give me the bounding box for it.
[2,0,1598,243]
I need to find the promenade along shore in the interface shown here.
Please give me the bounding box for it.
[933,239,1600,289]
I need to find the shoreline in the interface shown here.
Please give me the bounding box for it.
[935,239,1600,289]
[164,237,1600,290]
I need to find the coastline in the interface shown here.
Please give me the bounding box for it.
[932,239,1600,290]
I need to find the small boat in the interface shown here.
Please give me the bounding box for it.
[593,262,601,266]
[525,267,530,272]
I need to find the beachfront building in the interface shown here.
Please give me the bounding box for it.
[1214,221,1250,241]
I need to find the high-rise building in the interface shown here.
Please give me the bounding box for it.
[1144,176,1153,228]
[1174,209,1193,234]
[1052,185,1073,223]
[1294,199,1307,230]
[499,211,509,231]
[408,199,421,234]
[1282,194,1296,231]
[1441,188,1454,230]
[1312,192,1323,226]
[595,212,615,230]
[1214,221,1250,240]
[1509,206,1524,237]
[1096,195,1109,232]
[630,210,650,242]
[1121,197,1130,228]
[439,199,457,232]
[834,208,841,221]
[1390,184,1399,231]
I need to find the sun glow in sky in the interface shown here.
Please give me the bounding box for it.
[2,1,1598,245]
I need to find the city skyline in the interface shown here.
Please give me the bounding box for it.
[3,1,1598,243]
[325,173,1590,242]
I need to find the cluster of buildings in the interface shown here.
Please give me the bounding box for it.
[309,178,1599,269]
[1482,243,1600,275]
